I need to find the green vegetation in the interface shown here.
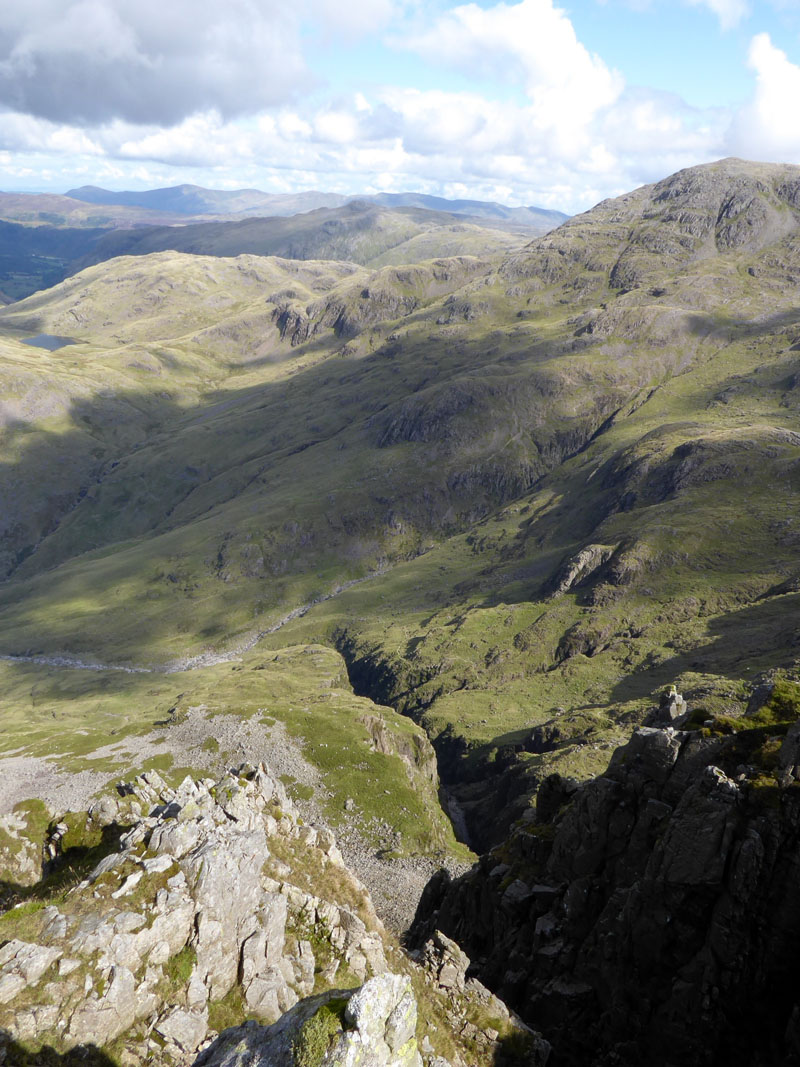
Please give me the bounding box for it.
[683,679,800,736]
[752,680,800,726]
[3,158,800,851]
[163,944,197,987]
[293,999,348,1067]
[207,986,247,1033]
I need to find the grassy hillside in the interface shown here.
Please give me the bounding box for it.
[72,200,538,272]
[0,192,545,302]
[0,643,461,857]
[2,157,800,848]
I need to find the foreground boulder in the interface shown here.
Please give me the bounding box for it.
[196,973,422,1067]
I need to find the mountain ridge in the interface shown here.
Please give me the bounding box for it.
[1,158,800,1065]
[64,182,568,228]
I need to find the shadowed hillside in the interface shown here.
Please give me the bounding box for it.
[70,200,541,273]
[2,158,800,850]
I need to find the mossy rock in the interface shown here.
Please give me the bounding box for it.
[293,998,348,1067]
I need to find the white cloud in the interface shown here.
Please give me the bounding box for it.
[0,0,745,213]
[686,0,749,30]
[116,113,256,167]
[726,33,800,158]
[399,0,624,153]
[306,0,401,37]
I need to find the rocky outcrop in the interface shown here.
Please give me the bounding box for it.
[410,713,800,1066]
[503,158,800,292]
[0,805,45,891]
[197,973,423,1067]
[546,544,617,598]
[0,764,539,1066]
[0,765,391,1063]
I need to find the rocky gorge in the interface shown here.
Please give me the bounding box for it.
[409,681,800,1066]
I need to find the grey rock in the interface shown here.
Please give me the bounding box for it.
[0,940,62,992]
[156,1006,209,1052]
[421,931,469,992]
[67,965,137,1046]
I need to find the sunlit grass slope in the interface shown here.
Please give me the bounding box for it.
[0,644,461,856]
[1,158,800,838]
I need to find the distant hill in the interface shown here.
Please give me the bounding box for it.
[0,186,565,300]
[366,191,567,228]
[65,183,348,217]
[69,199,543,273]
[0,191,191,230]
[65,182,567,231]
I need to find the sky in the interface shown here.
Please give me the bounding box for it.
[1,0,800,213]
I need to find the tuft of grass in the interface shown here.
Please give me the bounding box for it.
[293,999,348,1067]
[164,944,197,986]
[207,986,247,1034]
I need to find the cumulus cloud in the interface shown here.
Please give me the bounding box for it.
[4,78,717,212]
[0,0,743,212]
[0,0,312,125]
[726,33,800,158]
[398,0,624,153]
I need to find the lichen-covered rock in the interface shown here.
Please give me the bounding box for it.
[195,974,425,1067]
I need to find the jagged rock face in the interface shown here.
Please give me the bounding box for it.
[411,723,800,1066]
[0,765,393,1064]
[0,765,544,1067]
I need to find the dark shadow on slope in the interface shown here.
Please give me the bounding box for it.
[493,1029,551,1066]
[0,823,124,912]
[1,262,798,665]
[0,220,111,302]
[0,1032,118,1067]
[682,303,800,342]
[608,591,800,706]
[0,305,644,600]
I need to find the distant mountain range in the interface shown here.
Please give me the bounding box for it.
[65,182,568,228]
[0,184,568,301]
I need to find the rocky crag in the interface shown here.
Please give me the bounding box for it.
[0,764,545,1066]
[410,680,800,1067]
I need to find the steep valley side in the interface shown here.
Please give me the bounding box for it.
[3,158,800,1064]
